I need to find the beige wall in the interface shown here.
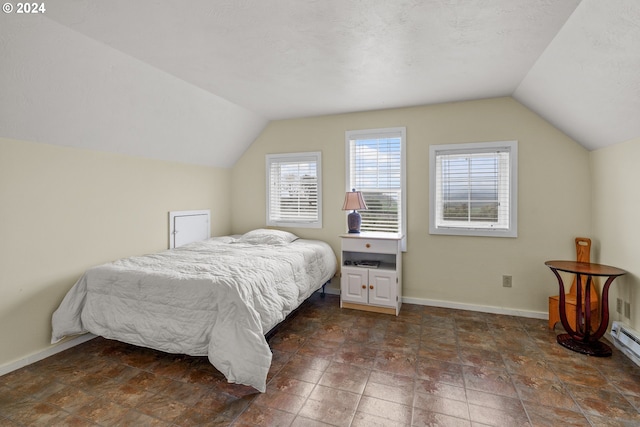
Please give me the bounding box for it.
[231,97,592,315]
[1,95,609,371]
[591,137,640,332]
[0,137,231,367]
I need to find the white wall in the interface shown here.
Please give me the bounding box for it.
[0,137,231,368]
[591,137,640,332]
[0,15,266,168]
[231,97,592,316]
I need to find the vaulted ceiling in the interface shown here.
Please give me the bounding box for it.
[2,0,639,167]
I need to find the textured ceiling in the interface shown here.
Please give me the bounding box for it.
[45,0,581,118]
[4,0,639,166]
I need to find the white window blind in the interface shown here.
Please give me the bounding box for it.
[429,141,517,237]
[266,152,322,228]
[346,128,406,242]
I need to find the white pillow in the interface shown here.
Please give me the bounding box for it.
[238,229,299,245]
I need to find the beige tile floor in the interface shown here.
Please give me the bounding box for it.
[1,294,639,426]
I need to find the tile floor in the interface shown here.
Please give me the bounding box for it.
[1,294,640,426]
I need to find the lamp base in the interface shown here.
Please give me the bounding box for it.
[347,211,362,234]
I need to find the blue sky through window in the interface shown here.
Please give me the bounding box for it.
[352,137,401,191]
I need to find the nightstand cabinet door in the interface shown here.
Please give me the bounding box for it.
[369,270,397,307]
[341,267,368,304]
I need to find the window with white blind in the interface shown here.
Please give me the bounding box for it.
[429,141,517,237]
[345,128,406,248]
[266,152,322,228]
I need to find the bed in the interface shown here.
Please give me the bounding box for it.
[51,228,337,392]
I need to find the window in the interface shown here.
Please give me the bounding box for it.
[429,141,517,237]
[266,152,322,228]
[345,127,406,248]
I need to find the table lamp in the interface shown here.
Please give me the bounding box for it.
[342,189,368,233]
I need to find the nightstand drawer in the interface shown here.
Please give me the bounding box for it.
[341,237,398,254]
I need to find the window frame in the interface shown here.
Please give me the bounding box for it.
[266,151,322,229]
[345,127,407,250]
[429,140,518,238]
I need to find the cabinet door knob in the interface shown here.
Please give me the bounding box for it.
[365,243,371,248]
[369,285,374,289]
[361,285,366,289]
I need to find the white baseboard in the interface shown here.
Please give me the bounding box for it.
[402,296,548,319]
[402,296,547,319]
[0,334,96,377]
[327,288,548,319]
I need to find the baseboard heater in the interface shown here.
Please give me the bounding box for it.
[610,321,640,367]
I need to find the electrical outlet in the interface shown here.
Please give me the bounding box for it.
[502,275,512,288]
[617,298,623,314]
[624,302,631,318]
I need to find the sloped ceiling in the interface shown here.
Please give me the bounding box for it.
[2,0,639,167]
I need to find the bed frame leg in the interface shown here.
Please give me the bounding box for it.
[321,283,326,298]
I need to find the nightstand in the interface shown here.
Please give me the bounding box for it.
[339,233,403,315]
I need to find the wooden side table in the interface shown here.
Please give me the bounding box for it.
[545,260,627,356]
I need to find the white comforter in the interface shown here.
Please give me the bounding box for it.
[51,236,336,392]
